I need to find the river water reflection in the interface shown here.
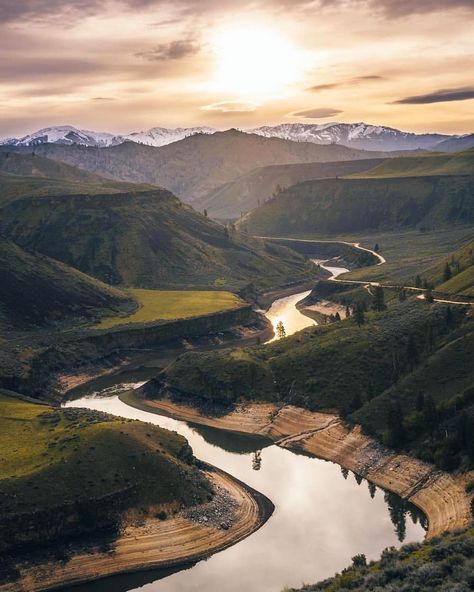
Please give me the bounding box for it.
[63,264,426,592]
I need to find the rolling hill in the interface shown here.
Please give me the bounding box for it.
[349,148,474,178]
[0,238,135,331]
[1,130,391,203]
[240,175,474,236]
[197,158,387,220]
[0,177,314,290]
[426,238,474,296]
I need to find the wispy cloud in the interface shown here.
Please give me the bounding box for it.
[135,39,200,62]
[307,75,383,92]
[291,107,343,118]
[202,101,258,113]
[394,87,474,104]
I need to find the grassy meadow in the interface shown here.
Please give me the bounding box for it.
[95,289,245,329]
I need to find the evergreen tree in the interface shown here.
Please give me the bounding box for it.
[425,287,434,303]
[372,286,386,312]
[386,399,405,447]
[423,393,438,438]
[276,320,286,339]
[398,288,407,302]
[415,392,424,412]
[415,275,422,288]
[406,335,419,369]
[345,304,351,318]
[374,243,380,252]
[203,209,208,217]
[445,306,453,326]
[443,261,452,282]
[335,311,341,321]
[354,303,365,326]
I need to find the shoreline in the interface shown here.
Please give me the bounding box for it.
[0,465,273,592]
[124,391,473,540]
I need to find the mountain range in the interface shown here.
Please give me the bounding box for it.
[2,123,473,152]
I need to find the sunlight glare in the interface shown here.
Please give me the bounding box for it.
[211,25,305,97]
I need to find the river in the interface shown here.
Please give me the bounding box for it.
[63,259,426,592]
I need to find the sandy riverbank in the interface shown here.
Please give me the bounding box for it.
[125,392,473,539]
[0,466,273,592]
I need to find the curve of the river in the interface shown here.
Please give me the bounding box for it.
[63,258,426,592]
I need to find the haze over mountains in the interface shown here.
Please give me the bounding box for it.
[3,122,473,152]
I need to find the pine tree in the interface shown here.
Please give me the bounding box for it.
[443,261,452,282]
[372,286,386,312]
[425,287,434,303]
[386,399,405,447]
[345,304,351,317]
[276,320,286,339]
[203,209,208,217]
[354,303,365,326]
[415,275,422,288]
[374,243,380,252]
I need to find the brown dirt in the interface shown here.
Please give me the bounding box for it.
[0,467,271,592]
[134,395,473,539]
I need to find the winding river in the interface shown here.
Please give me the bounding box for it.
[63,260,426,592]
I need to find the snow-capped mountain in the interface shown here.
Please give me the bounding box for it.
[0,125,124,148]
[1,122,463,152]
[0,125,216,148]
[247,123,452,152]
[123,126,216,146]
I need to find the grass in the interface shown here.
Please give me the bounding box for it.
[349,148,474,179]
[94,289,245,329]
[336,228,474,287]
[0,392,211,552]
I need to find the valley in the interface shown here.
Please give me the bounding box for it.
[0,123,473,592]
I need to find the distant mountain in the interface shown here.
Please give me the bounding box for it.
[3,122,468,152]
[124,126,216,146]
[240,175,474,236]
[0,125,123,148]
[1,130,390,202]
[433,134,474,152]
[247,123,452,151]
[0,125,216,148]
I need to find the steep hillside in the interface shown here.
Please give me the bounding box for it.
[197,158,386,220]
[1,130,389,202]
[0,238,135,331]
[241,175,474,236]
[350,148,474,178]
[434,134,474,152]
[426,238,474,296]
[0,182,313,290]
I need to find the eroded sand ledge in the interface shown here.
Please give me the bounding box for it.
[129,394,473,539]
[0,466,273,592]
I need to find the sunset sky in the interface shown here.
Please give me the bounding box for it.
[1,0,473,137]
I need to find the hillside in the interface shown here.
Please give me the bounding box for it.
[0,392,211,553]
[241,175,474,236]
[159,300,474,471]
[1,130,390,203]
[197,158,386,220]
[0,238,135,331]
[349,148,474,178]
[426,238,474,296]
[0,181,313,290]
[434,134,474,152]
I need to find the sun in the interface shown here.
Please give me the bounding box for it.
[210,25,305,98]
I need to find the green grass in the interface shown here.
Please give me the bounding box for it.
[336,228,474,286]
[0,392,211,552]
[95,289,245,329]
[349,148,474,179]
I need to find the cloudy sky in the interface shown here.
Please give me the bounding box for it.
[1,0,473,137]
